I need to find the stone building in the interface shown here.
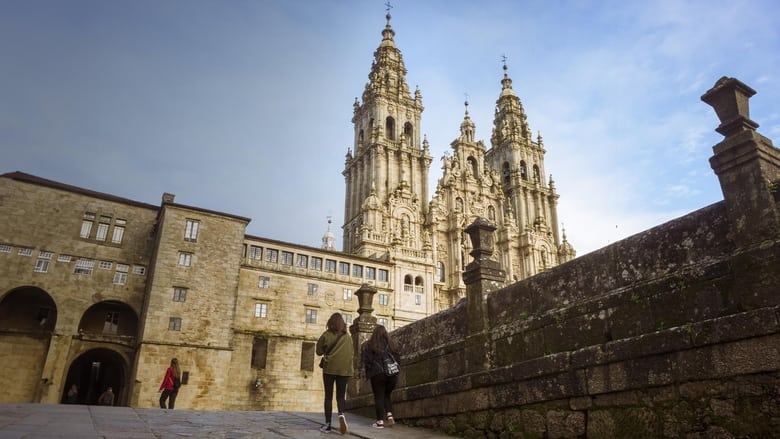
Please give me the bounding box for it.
[0,11,572,411]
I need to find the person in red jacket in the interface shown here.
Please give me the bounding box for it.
[159,357,181,409]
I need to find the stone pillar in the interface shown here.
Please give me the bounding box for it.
[462,217,506,373]
[703,77,780,309]
[348,284,377,397]
[703,76,780,247]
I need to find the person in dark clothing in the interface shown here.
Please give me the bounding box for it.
[361,324,400,428]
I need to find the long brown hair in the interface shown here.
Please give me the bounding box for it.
[326,313,347,335]
[170,358,181,380]
[365,324,395,353]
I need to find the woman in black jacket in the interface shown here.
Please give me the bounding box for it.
[361,325,400,428]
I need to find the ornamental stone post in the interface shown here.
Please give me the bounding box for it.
[703,77,780,247]
[348,284,377,396]
[703,77,780,309]
[462,217,506,373]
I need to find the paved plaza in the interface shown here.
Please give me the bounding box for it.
[0,404,455,438]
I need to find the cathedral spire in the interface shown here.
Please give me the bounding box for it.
[459,98,476,142]
[491,58,530,146]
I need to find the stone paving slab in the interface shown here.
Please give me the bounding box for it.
[0,404,455,438]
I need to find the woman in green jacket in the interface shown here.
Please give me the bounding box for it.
[316,313,354,434]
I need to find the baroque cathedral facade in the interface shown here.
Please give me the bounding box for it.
[343,13,575,312]
[0,12,573,411]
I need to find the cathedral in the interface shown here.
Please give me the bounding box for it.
[343,12,575,312]
[0,11,573,411]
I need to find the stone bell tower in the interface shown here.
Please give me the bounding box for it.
[484,62,575,280]
[342,11,432,260]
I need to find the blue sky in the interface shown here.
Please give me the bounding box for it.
[2,0,779,256]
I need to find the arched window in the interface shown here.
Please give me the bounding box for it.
[520,161,528,180]
[467,156,478,177]
[414,276,424,294]
[404,274,413,293]
[358,129,364,145]
[404,122,413,145]
[455,197,464,213]
[488,205,496,221]
[533,165,540,183]
[436,262,445,282]
[502,162,511,184]
[386,117,396,140]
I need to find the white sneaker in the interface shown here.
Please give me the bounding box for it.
[338,414,348,434]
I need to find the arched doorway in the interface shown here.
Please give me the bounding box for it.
[0,286,57,403]
[62,348,126,405]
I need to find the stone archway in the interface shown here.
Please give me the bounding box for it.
[62,348,126,406]
[0,286,57,403]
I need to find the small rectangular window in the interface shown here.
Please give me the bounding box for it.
[300,341,315,372]
[305,308,317,324]
[325,259,337,273]
[352,264,363,278]
[34,259,50,273]
[258,276,270,288]
[113,272,127,285]
[252,338,268,369]
[265,248,278,263]
[307,283,318,295]
[74,259,95,275]
[116,264,129,273]
[378,318,388,328]
[254,303,268,318]
[379,294,388,306]
[132,265,146,275]
[38,251,53,259]
[339,262,350,275]
[99,261,113,270]
[249,245,263,260]
[111,225,125,244]
[378,269,389,282]
[80,220,93,239]
[281,251,293,265]
[178,252,192,267]
[95,220,110,241]
[18,247,33,256]
[365,266,376,280]
[173,287,187,302]
[0,244,12,253]
[415,294,422,305]
[342,313,352,325]
[310,257,323,271]
[103,311,119,334]
[57,254,72,263]
[296,254,308,268]
[184,219,199,241]
[343,288,353,301]
[168,317,182,331]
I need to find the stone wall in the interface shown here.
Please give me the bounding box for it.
[346,79,780,437]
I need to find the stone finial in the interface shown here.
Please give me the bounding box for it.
[465,217,497,261]
[352,284,378,333]
[463,217,505,288]
[701,76,759,137]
